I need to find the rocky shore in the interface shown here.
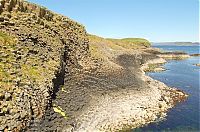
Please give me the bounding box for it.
[157,52,190,60]
[28,42,188,131]
[73,54,188,131]
[143,48,190,60]
[191,54,200,57]
[0,0,188,131]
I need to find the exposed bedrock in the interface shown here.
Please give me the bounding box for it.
[0,0,89,130]
[27,51,187,131]
[143,48,190,60]
[0,0,188,131]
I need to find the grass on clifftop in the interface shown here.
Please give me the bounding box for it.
[88,34,151,60]
[107,38,151,49]
[89,34,150,48]
[88,35,124,59]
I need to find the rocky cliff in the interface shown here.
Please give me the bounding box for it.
[0,0,88,130]
[0,0,188,131]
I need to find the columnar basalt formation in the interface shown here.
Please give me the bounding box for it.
[0,0,188,131]
[0,0,88,130]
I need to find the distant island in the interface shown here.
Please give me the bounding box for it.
[153,42,200,46]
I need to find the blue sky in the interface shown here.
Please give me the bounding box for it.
[28,0,199,42]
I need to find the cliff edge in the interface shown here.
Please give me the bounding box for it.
[0,0,88,130]
[0,0,188,131]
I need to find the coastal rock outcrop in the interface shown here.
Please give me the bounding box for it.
[27,34,187,131]
[143,48,190,60]
[0,0,188,131]
[0,0,88,130]
[191,54,200,57]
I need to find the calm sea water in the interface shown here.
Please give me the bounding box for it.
[133,45,200,132]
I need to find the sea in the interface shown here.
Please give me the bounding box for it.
[133,45,200,132]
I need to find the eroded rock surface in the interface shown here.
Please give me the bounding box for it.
[0,0,188,131]
[0,0,88,130]
[28,42,187,131]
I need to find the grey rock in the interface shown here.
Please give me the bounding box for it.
[5,92,11,101]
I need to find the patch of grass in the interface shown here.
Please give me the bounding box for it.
[88,34,150,49]
[89,34,123,51]
[0,31,58,95]
[21,64,42,81]
[0,32,17,46]
[0,32,17,91]
[53,104,68,119]
[88,34,151,60]
[20,56,59,83]
[60,85,69,93]
[88,34,103,43]
[47,59,59,71]
[107,38,151,49]
[89,44,104,59]
[145,64,159,72]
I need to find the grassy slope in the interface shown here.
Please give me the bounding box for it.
[88,34,151,59]
[107,38,150,48]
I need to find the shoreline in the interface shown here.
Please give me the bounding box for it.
[71,53,188,131]
[26,46,190,131]
[0,0,194,131]
[27,48,189,131]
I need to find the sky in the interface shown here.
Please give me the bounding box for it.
[28,0,199,42]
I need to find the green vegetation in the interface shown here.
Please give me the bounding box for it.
[21,64,43,81]
[0,31,61,129]
[89,34,124,50]
[0,31,59,92]
[88,34,151,49]
[0,32,17,45]
[89,44,105,59]
[53,104,68,119]
[144,64,160,72]
[88,34,151,60]
[0,32,17,92]
[0,0,90,130]
[107,38,151,49]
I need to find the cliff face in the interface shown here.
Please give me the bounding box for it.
[0,1,188,131]
[0,0,88,130]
